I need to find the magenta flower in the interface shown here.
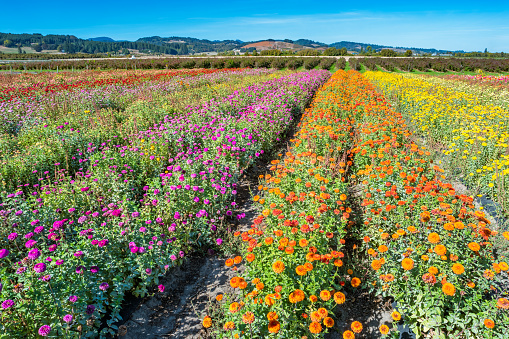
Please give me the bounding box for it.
[158,284,165,292]
[38,325,51,336]
[99,282,109,291]
[69,295,78,303]
[1,299,14,309]
[216,238,223,245]
[34,263,46,273]
[0,249,9,259]
[81,187,90,192]
[63,314,73,323]
[28,248,41,260]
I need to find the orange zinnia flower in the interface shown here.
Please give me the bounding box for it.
[268,320,280,333]
[230,277,240,288]
[320,290,331,301]
[351,277,361,287]
[343,330,355,339]
[391,311,401,321]
[442,282,455,296]
[272,260,285,274]
[289,289,305,303]
[451,263,464,275]
[267,311,278,320]
[202,316,212,328]
[223,321,235,331]
[334,291,346,304]
[496,298,509,309]
[378,245,388,253]
[468,242,480,251]
[246,253,255,262]
[401,258,414,270]
[484,318,495,329]
[379,324,390,334]
[324,317,334,328]
[295,265,307,276]
[242,312,255,324]
[434,245,447,255]
[309,322,322,334]
[351,321,363,333]
[229,302,240,313]
[427,232,440,244]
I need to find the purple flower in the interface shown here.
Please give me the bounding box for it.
[131,211,140,218]
[179,251,185,258]
[99,282,109,291]
[39,275,51,281]
[78,216,88,224]
[55,259,64,265]
[68,208,76,213]
[34,226,44,233]
[86,304,95,315]
[1,299,14,309]
[145,268,152,275]
[158,284,165,292]
[63,314,73,323]
[216,238,223,245]
[168,223,176,232]
[25,239,37,248]
[111,209,122,217]
[81,187,90,192]
[16,267,27,274]
[174,212,181,220]
[28,248,41,260]
[0,249,9,259]
[8,233,18,241]
[130,246,139,253]
[69,295,78,303]
[34,263,46,273]
[38,325,51,336]
[90,266,99,273]
[74,251,83,258]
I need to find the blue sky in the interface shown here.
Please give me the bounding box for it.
[2,0,508,52]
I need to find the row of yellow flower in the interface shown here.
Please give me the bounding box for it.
[364,71,509,213]
[351,71,509,337]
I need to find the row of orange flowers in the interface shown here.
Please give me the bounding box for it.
[201,71,388,338]
[344,70,509,337]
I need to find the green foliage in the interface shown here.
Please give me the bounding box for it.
[297,49,322,56]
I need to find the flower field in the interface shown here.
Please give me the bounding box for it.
[364,71,509,215]
[1,66,508,339]
[205,70,509,338]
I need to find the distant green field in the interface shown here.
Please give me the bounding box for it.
[0,46,60,54]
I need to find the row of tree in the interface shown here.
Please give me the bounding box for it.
[0,56,347,71]
[1,33,189,55]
